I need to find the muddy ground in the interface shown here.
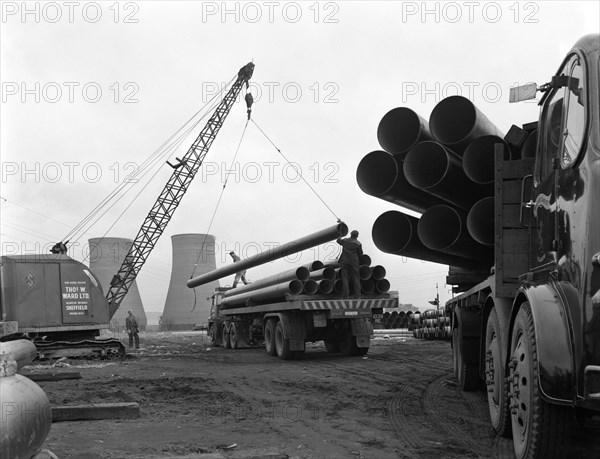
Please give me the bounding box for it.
[23,332,600,459]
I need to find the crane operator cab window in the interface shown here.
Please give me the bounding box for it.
[538,54,586,182]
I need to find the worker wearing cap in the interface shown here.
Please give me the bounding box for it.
[125,310,140,349]
[230,251,249,288]
[337,230,363,297]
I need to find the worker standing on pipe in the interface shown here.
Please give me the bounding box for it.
[337,230,363,297]
[230,251,249,287]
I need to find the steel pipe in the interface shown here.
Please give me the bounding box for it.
[462,135,512,184]
[308,267,336,281]
[219,280,304,308]
[317,279,334,294]
[404,141,491,209]
[376,278,391,293]
[467,197,495,246]
[371,265,386,281]
[417,205,493,261]
[334,279,344,294]
[302,260,325,271]
[360,254,372,267]
[359,265,373,280]
[361,279,376,294]
[303,279,319,295]
[429,95,503,155]
[187,223,348,288]
[356,150,445,213]
[372,210,485,269]
[0,374,52,459]
[0,339,37,371]
[223,266,310,298]
[377,107,434,156]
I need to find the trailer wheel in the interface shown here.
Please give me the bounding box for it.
[324,340,340,353]
[274,321,294,360]
[229,323,239,350]
[222,324,231,350]
[208,325,219,347]
[485,308,511,437]
[509,302,573,459]
[264,320,277,356]
[452,326,479,391]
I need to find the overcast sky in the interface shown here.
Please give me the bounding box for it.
[1,1,598,314]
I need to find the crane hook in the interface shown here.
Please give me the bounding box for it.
[245,92,254,120]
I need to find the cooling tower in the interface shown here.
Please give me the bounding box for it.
[88,237,148,330]
[162,234,219,330]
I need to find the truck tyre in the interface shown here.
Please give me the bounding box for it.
[338,329,358,356]
[264,319,277,356]
[485,308,511,437]
[509,302,573,459]
[452,326,479,391]
[274,321,294,360]
[229,323,238,350]
[222,324,231,350]
[208,324,219,347]
[324,340,340,353]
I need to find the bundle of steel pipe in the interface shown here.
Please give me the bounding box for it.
[219,280,304,308]
[223,266,310,298]
[308,267,336,281]
[358,96,510,275]
[187,223,347,288]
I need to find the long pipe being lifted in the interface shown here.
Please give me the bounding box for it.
[187,223,348,288]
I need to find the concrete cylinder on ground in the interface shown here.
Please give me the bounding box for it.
[162,234,219,330]
[88,237,147,330]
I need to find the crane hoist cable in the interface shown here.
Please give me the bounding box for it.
[67,90,227,246]
[250,118,341,222]
[62,76,235,248]
[187,100,252,311]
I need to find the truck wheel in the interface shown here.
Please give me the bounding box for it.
[452,326,479,391]
[509,302,573,459]
[264,319,277,356]
[222,324,231,350]
[208,325,220,347]
[324,340,340,353]
[485,308,511,437]
[229,323,238,350]
[338,330,358,356]
[274,321,294,360]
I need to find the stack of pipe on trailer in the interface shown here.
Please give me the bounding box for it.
[186,224,394,308]
[358,95,536,293]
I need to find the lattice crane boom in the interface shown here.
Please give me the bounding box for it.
[106,62,255,319]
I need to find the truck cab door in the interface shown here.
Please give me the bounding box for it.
[532,54,586,273]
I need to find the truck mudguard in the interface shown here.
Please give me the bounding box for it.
[512,282,575,403]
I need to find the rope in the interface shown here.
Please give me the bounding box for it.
[188,118,250,311]
[63,75,236,246]
[250,118,341,222]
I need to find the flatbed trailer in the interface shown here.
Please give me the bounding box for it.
[208,291,396,359]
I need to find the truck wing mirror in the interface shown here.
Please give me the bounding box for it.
[510,83,538,103]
